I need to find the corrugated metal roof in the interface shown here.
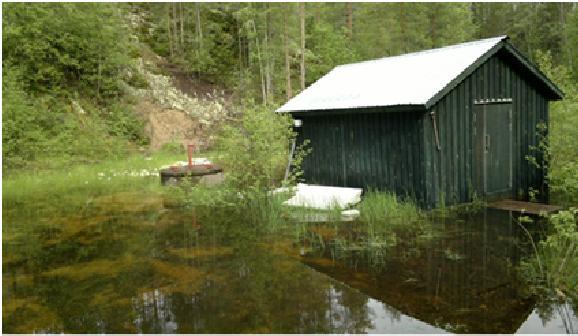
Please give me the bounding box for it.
[277,36,507,113]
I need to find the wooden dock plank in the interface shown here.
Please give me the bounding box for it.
[488,199,562,215]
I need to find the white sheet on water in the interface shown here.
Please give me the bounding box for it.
[276,183,363,210]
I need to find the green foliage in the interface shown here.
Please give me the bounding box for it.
[2,151,183,215]
[532,51,578,205]
[357,190,423,224]
[306,22,359,83]
[565,7,578,80]
[294,191,434,271]
[1,86,145,171]
[473,3,575,67]
[519,208,578,301]
[160,140,185,155]
[3,3,131,99]
[2,68,135,170]
[102,102,147,145]
[214,104,295,193]
[167,104,304,232]
[2,69,47,168]
[2,3,149,171]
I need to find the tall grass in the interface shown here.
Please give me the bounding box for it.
[519,208,578,301]
[357,190,422,224]
[2,151,186,216]
[294,191,435,270]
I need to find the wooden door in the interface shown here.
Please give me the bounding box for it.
[473,103,513,198]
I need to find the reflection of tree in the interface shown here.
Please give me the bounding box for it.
[4,199,383,333]
[381,301,402,323]
[556,302,577,334]
[534,297,577,334]
[332,285,372,331]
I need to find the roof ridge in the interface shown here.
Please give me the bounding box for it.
[336,35,507,69]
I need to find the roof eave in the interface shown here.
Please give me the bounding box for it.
[283,104,427,117]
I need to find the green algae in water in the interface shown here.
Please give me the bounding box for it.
[3,183,578,333]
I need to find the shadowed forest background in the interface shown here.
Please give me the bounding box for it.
[2,2,577,203]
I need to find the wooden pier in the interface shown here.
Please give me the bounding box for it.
[488,199,562,215]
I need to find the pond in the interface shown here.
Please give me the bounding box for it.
[3,191,577,333]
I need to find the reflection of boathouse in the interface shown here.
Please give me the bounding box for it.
[301,209,536,333]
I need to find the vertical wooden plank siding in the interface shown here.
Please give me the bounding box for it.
[422,51,550,207]
[297,109,426,205]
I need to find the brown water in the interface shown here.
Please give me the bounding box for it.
[3,192,576,333]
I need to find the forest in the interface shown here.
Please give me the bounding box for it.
[2,2,577,203]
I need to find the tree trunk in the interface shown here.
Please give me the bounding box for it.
[283,7,293,100]
[196,4,203,47]
[167,4,173,57]
[173,3,179,54]
[252,21,267,105]
[238,18,245,92]
[264,4,272,102]
[299,3,306,91]
[399,3,406,53]
[346,3,353,39]
[180,3,185,48]
[430,4,438,48]
[195,3,202,78]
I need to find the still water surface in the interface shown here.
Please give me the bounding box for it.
[3,192,576,333]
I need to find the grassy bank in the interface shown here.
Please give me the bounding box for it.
[2,151,189,215]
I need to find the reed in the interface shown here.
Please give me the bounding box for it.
[357,190,422,224]
[519,208,578,302]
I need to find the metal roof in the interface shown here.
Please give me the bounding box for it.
[277,35,561,113]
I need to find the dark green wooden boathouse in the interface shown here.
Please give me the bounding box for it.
[276,36,563,208]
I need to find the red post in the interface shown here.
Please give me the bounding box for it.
[187,144,195,168]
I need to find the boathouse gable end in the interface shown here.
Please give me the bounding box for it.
[278,36,563,209]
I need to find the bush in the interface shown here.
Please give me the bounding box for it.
[171,104,306,232]
[214,104,295,193]
[534,51,578,206]
[1,79,138,171]
[2,3,148,171]
[2,69,47,168]
[3,3,130,100]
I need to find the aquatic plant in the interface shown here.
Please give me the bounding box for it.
[519,208,578,301]
[293,192,437,271]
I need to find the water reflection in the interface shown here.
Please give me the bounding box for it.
[2,193,577,333]
[299,209,577,333]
